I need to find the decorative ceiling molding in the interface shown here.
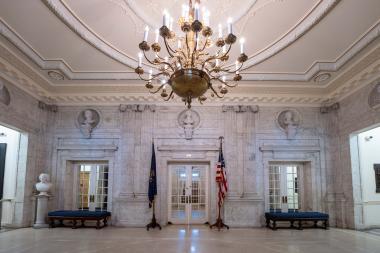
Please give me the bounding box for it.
[42,0,137,68]
[0,57,50,100]
[242,20,380,82]
[242,0,339,66]
[39,0,346,82]
[48,92,325,107]
[0,19,137,80]
[326,57,380,103]
[2,1,378,82]
[122,0,259,30]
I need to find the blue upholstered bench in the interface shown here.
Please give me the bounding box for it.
[265,211,329,230]
[48,210,111,229]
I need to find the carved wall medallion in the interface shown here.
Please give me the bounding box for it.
[276,109,301,140]
[77,109,100,138]
[368,81,380,110]
[178,109,200,140]
[0,80,11,106]
[314,72,331,83]
[48,70,65,81]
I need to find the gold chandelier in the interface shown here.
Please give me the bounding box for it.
[135,0,248,108]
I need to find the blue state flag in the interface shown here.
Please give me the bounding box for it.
[148,143,157,208]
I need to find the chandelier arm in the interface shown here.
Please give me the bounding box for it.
[210,77,238,88]
[163,37,176,58]
[224,81,238,88]
[209,84,224,98]
[201,47,224,69]
[148,83,166,94]
[216,44,232,60]
[138,71,169,82]
[163,90,174,101]
[198,37,209,53]
[137,74,151,82]
[155,53,166,61]
[142,50,161,66]
[219,61,244,74]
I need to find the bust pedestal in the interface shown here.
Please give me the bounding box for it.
[33,195,50,228]
[33,173,52,229]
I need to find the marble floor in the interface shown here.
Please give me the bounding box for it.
[0,226,379,253]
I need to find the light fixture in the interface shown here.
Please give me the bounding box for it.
[135,0,248,108]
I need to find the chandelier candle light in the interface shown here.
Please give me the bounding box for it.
[135,0,248,108]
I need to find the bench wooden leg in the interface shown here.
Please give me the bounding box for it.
[272,220,277,230]
[324,220,329,229]
[314,220,318,228]
[81,219,85,227]
[49,218,55,228]
[104,217,108,227]
[72,219,77,229]
[290,221,295,228]
[266,218,270,228]
[96,219,101,229]
[298,220,303,230]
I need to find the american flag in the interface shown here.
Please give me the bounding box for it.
[216,143,228,207]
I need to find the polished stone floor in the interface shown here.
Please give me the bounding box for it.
[0,226,379,253]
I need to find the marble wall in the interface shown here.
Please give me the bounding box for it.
[327,80,380,229]
[48,103,332,227]
[1,76,379,228]
[0,78,55,227]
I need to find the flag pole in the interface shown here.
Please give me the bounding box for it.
[146,199,161,230]
[210,136,229,231]
[146,140,161,231]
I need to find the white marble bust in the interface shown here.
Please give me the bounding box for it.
[35,173,52,196]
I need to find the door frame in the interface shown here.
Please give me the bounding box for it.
[167,162,210,224]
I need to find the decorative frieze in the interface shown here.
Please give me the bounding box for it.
[368,81,380,110]
[38,101,58,112]
[222,105,259,113]
[320,102,340,114]
[119,104,156,112]
[0,80,11,106]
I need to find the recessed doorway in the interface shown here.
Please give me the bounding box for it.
[0,124,28,229]
[168,163,209,224]
[350,125,380,228]
[268,164,300,212]
[74,163,109,211]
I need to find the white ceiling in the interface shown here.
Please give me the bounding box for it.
[0,0,379,105]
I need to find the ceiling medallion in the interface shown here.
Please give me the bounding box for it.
[48,70,65,81]
[313,73,331,83]
[135,0,248,108]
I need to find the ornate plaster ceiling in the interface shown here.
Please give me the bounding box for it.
[0,0,379,106]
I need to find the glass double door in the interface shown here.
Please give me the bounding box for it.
[77,163,109,211]
[168,164,208,224]
[269,164,300,212]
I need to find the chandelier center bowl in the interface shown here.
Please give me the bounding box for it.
[169,68,210,99]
